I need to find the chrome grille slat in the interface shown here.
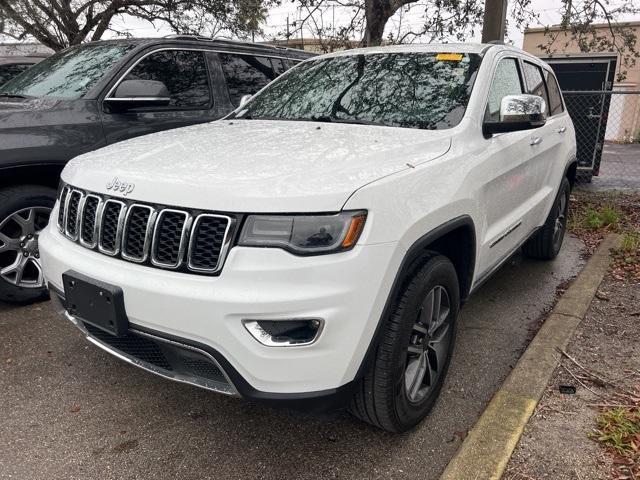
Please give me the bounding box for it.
[98,199,126,256]
[56,185,233,275]
[151,209,191,269]
[122,205,155,263]
[64,190,82,240]
[188,214,233,273]
[57,186,70,231]
[79,195,101,248]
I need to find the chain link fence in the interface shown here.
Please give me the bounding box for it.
[563,90,640,191]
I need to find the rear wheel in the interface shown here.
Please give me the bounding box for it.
[0,185,56,304]
[349,254,459,432]
[522,177,570,261]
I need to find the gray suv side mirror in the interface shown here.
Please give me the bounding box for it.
[483,94,547,135]
[104,79,171,110]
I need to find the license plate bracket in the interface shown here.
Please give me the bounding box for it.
[62,270,128,337]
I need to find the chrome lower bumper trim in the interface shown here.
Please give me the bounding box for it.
[62,310,238,396]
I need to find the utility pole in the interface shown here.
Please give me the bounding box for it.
[481,0,509,43]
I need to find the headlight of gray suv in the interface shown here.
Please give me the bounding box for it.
[238,211,367,255]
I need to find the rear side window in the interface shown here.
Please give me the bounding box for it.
[124,50,211,108]
[485,58,523,122]
[543,69,564,116]
[219,54,279,107]
[0,63,32,86]
[522,61,550,112]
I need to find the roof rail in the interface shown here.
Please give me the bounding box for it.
[164,34,214,41]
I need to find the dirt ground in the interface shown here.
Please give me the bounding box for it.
[504,276,640,480]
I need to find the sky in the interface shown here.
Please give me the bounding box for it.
[103,0,611,48]
[2,0,639,49]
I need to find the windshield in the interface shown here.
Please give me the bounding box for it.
[1,43,135,99]
[234,52,482,130]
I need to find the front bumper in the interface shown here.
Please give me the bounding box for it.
[40,224,400,403]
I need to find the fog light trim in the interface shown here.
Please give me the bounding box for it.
[242,318,324,347]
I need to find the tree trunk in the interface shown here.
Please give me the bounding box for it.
[362,0,392,46]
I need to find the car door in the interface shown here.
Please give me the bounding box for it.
[100,49,223,145]
[520,60,568,229]
[476,55,546,276]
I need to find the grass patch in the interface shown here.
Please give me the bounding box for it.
[570,204,622,231]
[569,192,640,280]
[592,407,640,456]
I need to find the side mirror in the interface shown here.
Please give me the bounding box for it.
[483,94,547,135]
[238,94,252,108]
[104,79,171,110]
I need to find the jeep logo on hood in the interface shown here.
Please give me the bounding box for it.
[106,177,135,196]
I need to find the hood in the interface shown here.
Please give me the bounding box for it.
[0,97,63,125]
[63,119,452,212]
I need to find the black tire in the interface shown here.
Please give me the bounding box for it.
[0,185,56,304]
[349,253,459,433]
[522,177,571,261]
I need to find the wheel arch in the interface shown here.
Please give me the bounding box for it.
[354,215,476,380]
[0,163,65,191]
[565,157,578,190]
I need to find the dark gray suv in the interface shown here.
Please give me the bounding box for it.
[0,36,312,304]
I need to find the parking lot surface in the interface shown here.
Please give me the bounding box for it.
[586,143,640,191]
[1,237,584,480]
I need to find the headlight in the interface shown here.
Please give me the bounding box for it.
[238,211,367,255]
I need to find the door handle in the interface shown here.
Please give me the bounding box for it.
[529,136,543,146]
[557,126,567,134]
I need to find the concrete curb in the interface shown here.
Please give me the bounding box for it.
[439,234,622,480]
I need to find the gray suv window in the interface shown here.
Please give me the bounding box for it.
[219,54,279,107]
[486,58,523,122]
[123,50,211,108]
[522,61,550,110]
[543,69,564,116]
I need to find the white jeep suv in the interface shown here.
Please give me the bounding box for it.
[39,43,576,433]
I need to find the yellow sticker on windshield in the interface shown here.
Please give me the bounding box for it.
[436,53,463,61]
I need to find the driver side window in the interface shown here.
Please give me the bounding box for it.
[485,58,523,122]
[123,50,211,108]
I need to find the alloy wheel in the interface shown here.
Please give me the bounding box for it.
[404,285,452,404]
[0,207,52,289]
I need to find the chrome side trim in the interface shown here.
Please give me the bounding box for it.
[98,199,127,256]
[121,204,156,263]
[187,214,234,273]
[150,209,192,269]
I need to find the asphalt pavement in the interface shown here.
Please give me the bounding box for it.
[0,236,585,480]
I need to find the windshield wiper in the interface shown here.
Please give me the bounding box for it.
[310,115,385,127]
[0,92,33,99]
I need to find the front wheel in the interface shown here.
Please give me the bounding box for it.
[0,185,56,304]
[522,177,571,261]
[349,254,459,432]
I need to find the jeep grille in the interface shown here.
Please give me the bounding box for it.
[56,185,234,275]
